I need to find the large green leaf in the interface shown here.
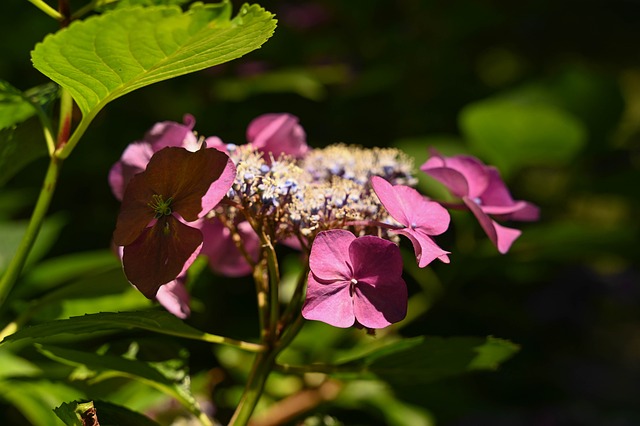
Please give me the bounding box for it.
[459,96,586,175]
[338,336,519,385]
[38,345,200,418]
[32,2,276,118]
[1,310,228,345]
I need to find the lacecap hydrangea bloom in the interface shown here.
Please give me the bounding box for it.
[111,113,538,328]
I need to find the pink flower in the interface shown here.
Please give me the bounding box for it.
[246,113,309,158]
[199,218,260,277]
[421,150,539,254]
[155,275,190,319]
[109,115,201,201]
[113,147,235,298]
[302,230,407,329]
[371,176,450,267]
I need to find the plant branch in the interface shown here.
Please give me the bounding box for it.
[27,0,63,20]
[0,156,62,310]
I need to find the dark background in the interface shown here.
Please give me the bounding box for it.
[2,0,640,424]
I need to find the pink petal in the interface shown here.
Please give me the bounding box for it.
[246,113,309,158]
[199,218,259,277]
[506,202,540,222]
[146,115,199,152]
[155,276,191,319]
[200,154,236,216]
[394,228,451,267]
[302,273,354,328]
[464,197,522,254]
[349,236,407,328]
[349,235,403,284]
[308,230,355,282]
[421,151,490,198]
[371,176,450,235]
[122,215,203,298]
[354,276,407,329]
[108,143,155,201]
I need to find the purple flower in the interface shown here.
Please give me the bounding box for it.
[109,115,200,201]
[371,176,451,267]
[421,150,539,254]
[302,229,407,329]
[113,146,235,298]
[246,113,309,158]
[199,218,260,277]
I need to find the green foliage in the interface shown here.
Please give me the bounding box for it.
[38,344,203,418]
[1,310,226,345]
[460,95,587,175]
[340,336,519,385]
[31,2,276,119]
[55,400,162,426]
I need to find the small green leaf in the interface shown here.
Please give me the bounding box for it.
[53,401,90,426]
[0,80,37,129]
[341,336,519,385]
[32,2,276,118]
[2,310,221,345]
[38,345,201,418]
[459,97,587,175]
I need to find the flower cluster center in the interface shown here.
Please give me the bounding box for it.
[148,194,173,219]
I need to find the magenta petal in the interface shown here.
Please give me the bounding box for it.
[308,230,355,282]
[155,276,191,319]
[421,152,490,198]
[199,218,259,277]
[146,116,199,152]
[122,215,203,298]
[109,143,155,201]
[246,113,309,158]
[506,202,540,221]
[302,273,355,328]
[394,228,450,267]
[354,277,407,329]
[464,197,522,254]
[371,176,450,235]
[349,235,403,284]
[200,154,236,216]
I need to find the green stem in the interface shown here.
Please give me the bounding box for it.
[27,0,63,20]
[198,333,264,353]
[261,232,280,339]
[0,156,62,310]
[228,349,277,426]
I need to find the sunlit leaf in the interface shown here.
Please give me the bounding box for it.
[55,399,161,426]
[1,310,221,345]
[0,350,41,379]
[32,2,276,118]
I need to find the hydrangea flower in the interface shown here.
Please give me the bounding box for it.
[302,229,407,329]
[421,150,539,253]
[113,146,235,298]
[246,113,309,158]
[371,176,451,267]
[109,115,201,200]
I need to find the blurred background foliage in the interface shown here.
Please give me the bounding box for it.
[1,0,640,424]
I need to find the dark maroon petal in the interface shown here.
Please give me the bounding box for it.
[113,171,157,246]
[142,147,232,222]
[122,215,203,298]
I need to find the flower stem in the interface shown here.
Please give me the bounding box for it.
[27,0,63,20]
[261,232,280,339]
[0,156,62,310]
